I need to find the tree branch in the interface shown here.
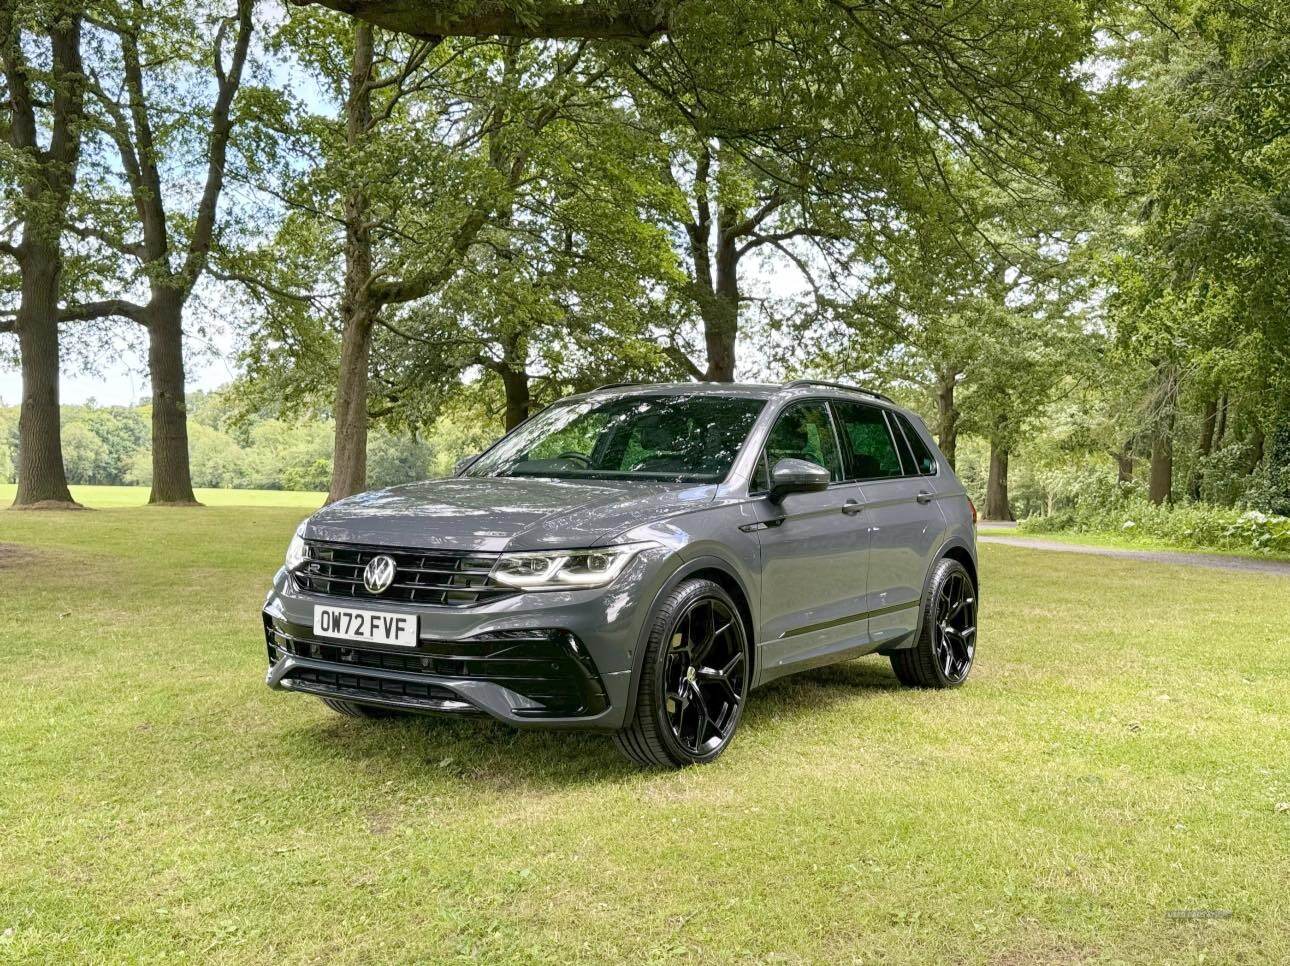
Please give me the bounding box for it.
[68,223,146,260]
[662,342,703,380]
[724,191,784,240]
[181,0,254,285]
[59,299,147,324]
[293,0,672,41]
[206,265,326,304]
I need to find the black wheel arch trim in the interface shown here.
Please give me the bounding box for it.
[623,554,758,719]
[908,537,978,650]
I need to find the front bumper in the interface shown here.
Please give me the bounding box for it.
[262,549,674,730]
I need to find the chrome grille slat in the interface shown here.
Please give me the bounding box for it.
[293,540,512,607]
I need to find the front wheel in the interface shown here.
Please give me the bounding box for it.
[891,557,977,688]
[614,579,750,767]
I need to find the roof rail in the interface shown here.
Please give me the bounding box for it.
[586,381,641,394]
[782,379,894,404]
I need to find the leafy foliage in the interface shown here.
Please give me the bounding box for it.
[0,393,495,491]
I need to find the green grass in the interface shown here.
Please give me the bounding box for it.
[2,508,1287,963]
[979,526,1290,563]
[0,483,324,509]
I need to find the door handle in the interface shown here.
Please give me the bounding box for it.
[841,499,863,516]
[915,490,934,505]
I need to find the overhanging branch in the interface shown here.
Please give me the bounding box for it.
[293,0,673,40]
[60,298,147,324]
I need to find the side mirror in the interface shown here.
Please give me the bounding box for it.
[453,454,480,476]
[768,458,831,504]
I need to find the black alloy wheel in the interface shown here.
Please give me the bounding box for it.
[891,557,977,689]
[615,579,750,767]
[931,567,976,683]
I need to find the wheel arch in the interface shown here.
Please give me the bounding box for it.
[624,555,758,717]
[886,537,977,655]
[938,540,978,597]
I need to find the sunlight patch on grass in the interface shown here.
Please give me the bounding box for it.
[0,483,324,509]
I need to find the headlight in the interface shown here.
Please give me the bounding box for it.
[490,543,654,591]
[285,523,307,571]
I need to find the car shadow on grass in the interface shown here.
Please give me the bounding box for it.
[283,658,903,789]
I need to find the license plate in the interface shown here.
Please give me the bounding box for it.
[312,604,418,648]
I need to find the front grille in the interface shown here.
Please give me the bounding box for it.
[293,540,511,607]
[265,618,609,718]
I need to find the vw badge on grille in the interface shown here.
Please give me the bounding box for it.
[363,554,397,594]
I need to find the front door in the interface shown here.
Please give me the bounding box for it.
[752,399,872,679]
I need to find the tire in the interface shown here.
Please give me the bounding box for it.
[614,579,751,768]
[318,697,405,719]
[890,557,977,689]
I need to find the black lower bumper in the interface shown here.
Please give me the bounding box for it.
[263,613,610,721]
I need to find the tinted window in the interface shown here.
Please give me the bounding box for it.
[466,394,765,483]
[894,412,938,475]
[886,411,917,475]
[750,451,771,493]
[763,401,843,482]
[833,401,903,480]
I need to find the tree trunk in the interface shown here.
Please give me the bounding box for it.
[985,439,1012,521]
[935,368,959,469]
[1116,441,1134,485]
[1148,362,1178,505]
[701,225,739,381]
[1149,429,1173,504]
[327,22,376,505]
[1189,396,1219,500]
[1247,419,1265,475]
[6,14,84,508]
[499,366,531,430]
[146,294,198,504]
[13,255,76,507]
[1214,395,1228,448]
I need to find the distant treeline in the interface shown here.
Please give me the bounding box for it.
[0,392,491,492]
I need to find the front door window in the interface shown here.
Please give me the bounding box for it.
[763,400,843,481]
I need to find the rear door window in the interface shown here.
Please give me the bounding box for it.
[832,400,904,481]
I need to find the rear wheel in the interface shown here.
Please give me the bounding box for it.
[614,579,750,767]
[891,557,977,688]
[318,697,405,719]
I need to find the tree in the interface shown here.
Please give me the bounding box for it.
[1104,0,1290,507]
[317,0,1108,382]
[238,17,682,499]
[67,0,254,504]
[235,18,523,502]
[366,43,687,431]
[0,2,85,507]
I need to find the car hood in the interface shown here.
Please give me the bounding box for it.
[305,476,717,552]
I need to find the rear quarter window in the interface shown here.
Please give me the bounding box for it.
[894,412,939,475]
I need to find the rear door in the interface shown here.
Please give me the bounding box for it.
[752,399,872,678]
[831,400,947,647]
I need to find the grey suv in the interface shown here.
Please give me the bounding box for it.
[262,381,978,767]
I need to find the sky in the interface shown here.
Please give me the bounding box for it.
[0,327,240,408]
[0,354,234,408]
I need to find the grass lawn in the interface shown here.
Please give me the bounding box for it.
[0,483,325,509]
[2,507,1287,963]
[980,526,1290,564]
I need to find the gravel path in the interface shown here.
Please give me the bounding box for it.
[978,534,1290,576]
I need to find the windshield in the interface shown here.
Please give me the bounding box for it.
[465,393,766,483]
